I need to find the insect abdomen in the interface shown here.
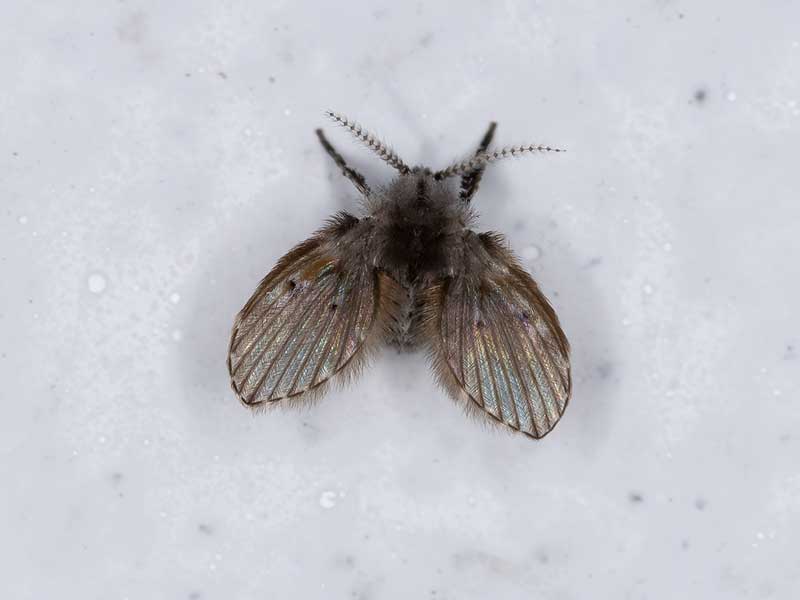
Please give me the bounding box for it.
[385,281,424,350]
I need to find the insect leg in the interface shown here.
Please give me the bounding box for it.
[459,121,497,202]
[315,128,371,197]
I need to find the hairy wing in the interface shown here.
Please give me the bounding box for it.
[228,214,388,406]
[424,233,571,439]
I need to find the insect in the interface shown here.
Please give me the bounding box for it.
[227,112,571,439]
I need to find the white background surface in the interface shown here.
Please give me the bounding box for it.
[2,1,799,598]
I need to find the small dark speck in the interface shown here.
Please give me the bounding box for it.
[681,539,690,550]
[420,32,434,47]
[583,256,603,269]
[335,554,356,569]
[269,76,276,83]
[535,549,549,564]
[694,498,707,511]
[678,12,685,20]
[629,492,644,503]
[217,71,227,80]
[12,151,18,157]
[596,362,613,379]
[197,523,213,535]
[110,472,123,485]
[693,88,707,104]
[188,593,201,600]
[784,344,795,360]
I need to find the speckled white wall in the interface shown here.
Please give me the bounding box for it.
[1,1,798,598]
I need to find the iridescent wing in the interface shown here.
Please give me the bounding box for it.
[423,232,571,439]
[228,213,391,407]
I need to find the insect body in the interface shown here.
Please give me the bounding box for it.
[227,112,571,439]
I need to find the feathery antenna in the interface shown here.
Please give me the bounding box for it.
[325,111,411,174]
[435,143,565,180]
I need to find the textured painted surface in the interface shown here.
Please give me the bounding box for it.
[1,1,799,598]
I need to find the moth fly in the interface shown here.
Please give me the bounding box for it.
[227,111,571,439]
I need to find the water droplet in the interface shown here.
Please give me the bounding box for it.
[88,273,107,294]
[522,245,541,261]
[172,329,183,342]
[169,292,181,304]
[727,91,737,102]
[642,283,654,295]
[319,490,337,508]
[284,108,292,116]
[18,215,28,225]
[663,242,673,251]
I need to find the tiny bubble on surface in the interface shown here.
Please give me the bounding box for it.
[319,491,337,508]
[169,292,181,304]
[522,245,541,261]
[18,215,28,225]
[727,91,737,102]
[663,242,673,251]
[642,283,654,295]
[88,273,107,294]
[172,329,183,342]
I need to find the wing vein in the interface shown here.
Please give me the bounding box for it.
[486,302,521,431]
[244,280,333,402]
